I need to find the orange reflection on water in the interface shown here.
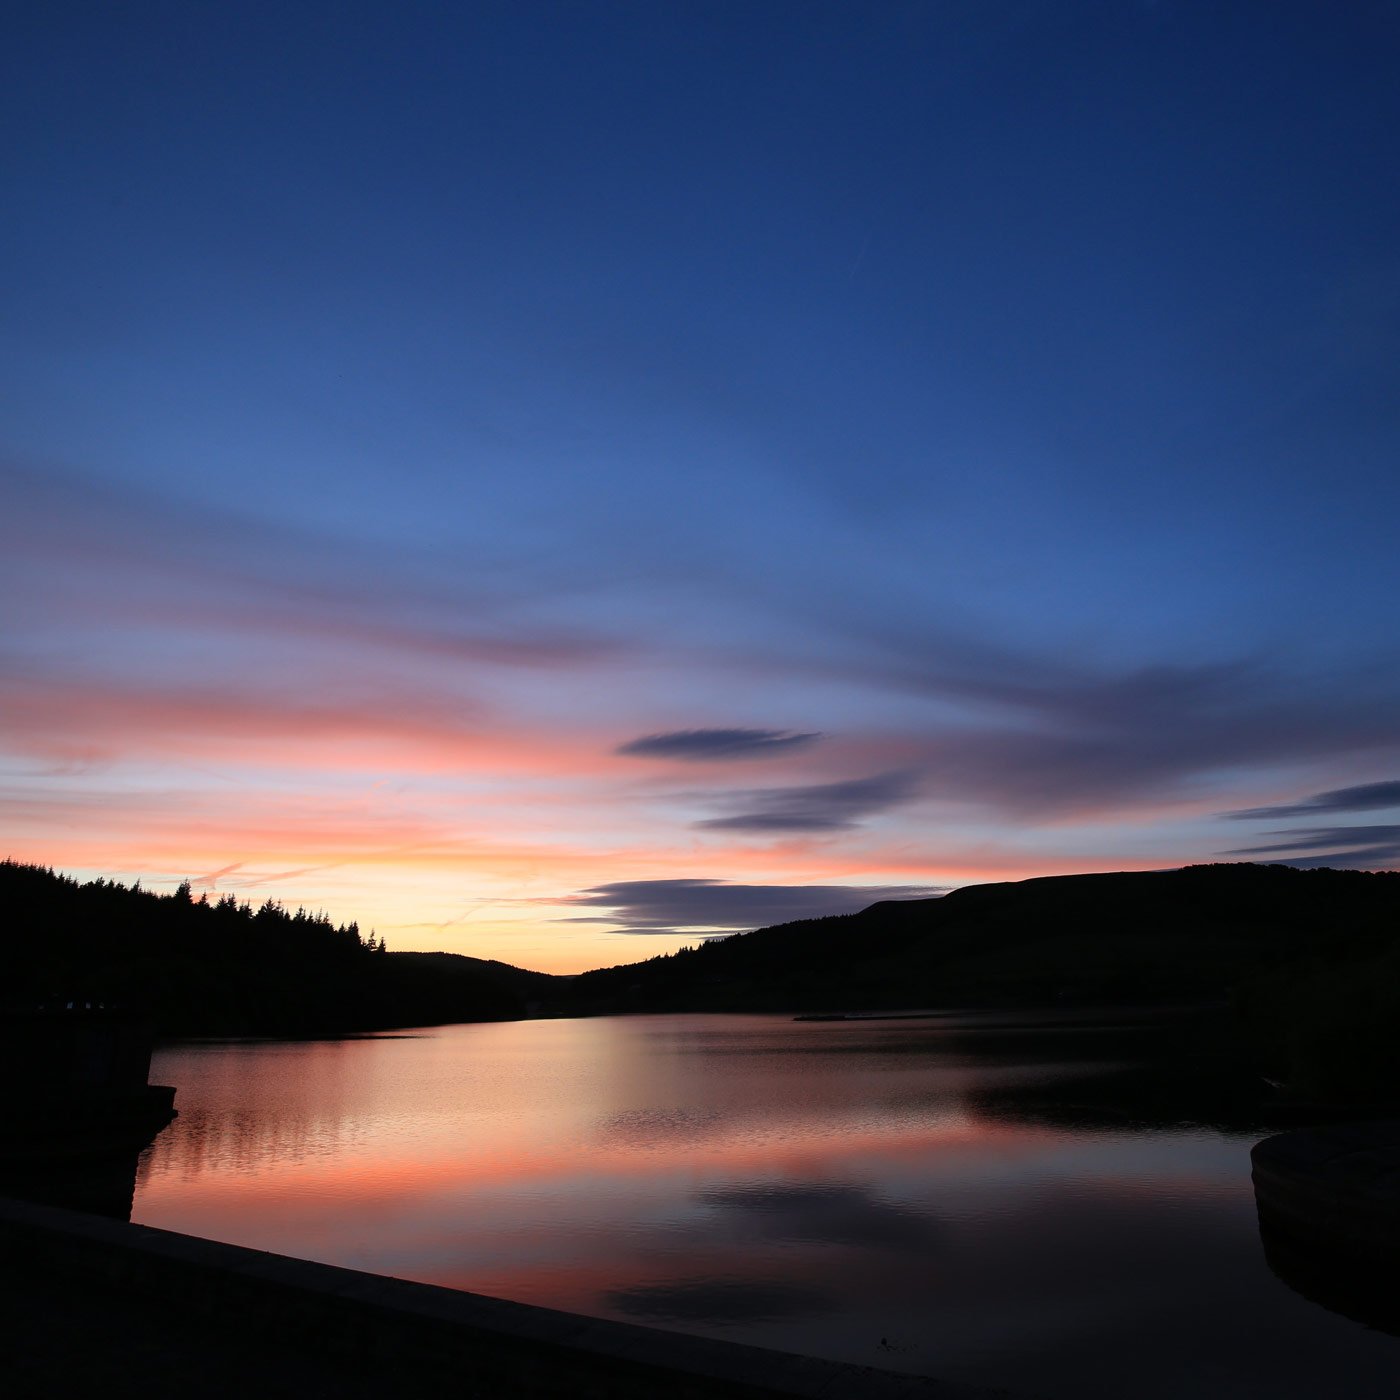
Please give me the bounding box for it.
[130,1014,1400,1397]
[140,1102,1060,1211]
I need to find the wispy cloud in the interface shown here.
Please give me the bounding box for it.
[697,770,922,832]
[1223,779,1400,821]
[560,877,944,934]
[757,602,1400,813]
[876,659,1400,817]
[9,463,1400,824]
[616,728,821,761]
[1219,823,1400,868]
[1,461,624,672]
[188,862,244,890]
[0,668,619,779]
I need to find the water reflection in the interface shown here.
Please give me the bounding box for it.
[606,1277,837,1325]
[133,1013,1400,1398]
[1258,1223,1400,1340]
[695,1182,943,1250]
[971,1060,1276,1136]
[597,1106,726,1146]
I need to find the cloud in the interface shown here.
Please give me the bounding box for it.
[698,770,921,832]
[560,877,945,934]
[777,612,1400,815]
[188,862,244,891]
[0,461,625,672]
[10,462,1400,826]
[879,663,1400,818]
[0,667,620,779]
[1223,780,1400,821]
[1218,823,1400,869]
[616,727,821,761]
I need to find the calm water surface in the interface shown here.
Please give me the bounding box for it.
[137,1013,1400,1397]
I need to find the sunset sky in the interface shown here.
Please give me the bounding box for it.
[4,2,1399,972]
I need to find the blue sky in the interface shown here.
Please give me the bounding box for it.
[4,2,1399,969]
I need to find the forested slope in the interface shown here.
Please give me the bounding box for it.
[1,861,543,1036]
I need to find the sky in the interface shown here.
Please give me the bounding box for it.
[4,1,1400,972]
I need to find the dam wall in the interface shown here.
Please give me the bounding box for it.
[1251,1120,1400,1257]
[0,1194,1004,1399]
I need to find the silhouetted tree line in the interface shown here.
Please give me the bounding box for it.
[0,861,528,1036]
[8,858,1398,1098]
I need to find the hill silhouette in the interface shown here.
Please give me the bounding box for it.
[390,950,560,1011]
[8,859,1398,1094]
[564,864,1395,1009]
[558,863,1400,1097]
[0,861,555,1036]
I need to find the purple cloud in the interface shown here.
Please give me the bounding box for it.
[560,877,945,934]
[617,728,821,761]
[697,770,922,833]
[1219,823,1400,869]
[1223,780,1400,821]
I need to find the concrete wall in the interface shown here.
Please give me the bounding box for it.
[0,1195,1007,1399]
[1251,1121,1400,1259]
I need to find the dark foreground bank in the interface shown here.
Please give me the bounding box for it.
[0,1196,1010,1400]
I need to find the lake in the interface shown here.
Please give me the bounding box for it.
[136,1012,1400,1397]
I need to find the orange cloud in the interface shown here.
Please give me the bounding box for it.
[0,672,618,778]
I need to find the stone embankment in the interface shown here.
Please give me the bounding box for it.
[0,1195,1010,1400]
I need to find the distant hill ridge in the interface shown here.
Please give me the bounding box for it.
[564,863,1400,1016]
[7,860,1399,1093]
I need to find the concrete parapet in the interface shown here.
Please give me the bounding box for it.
[0,1195,1009,1399]
[1251,1120,1400,1258]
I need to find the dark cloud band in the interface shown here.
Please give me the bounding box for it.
[560,877,945,934]
[1223,780,1400,821]
[697,770,920,833]
[617,728,821,761]
[1219,822,1400,869]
